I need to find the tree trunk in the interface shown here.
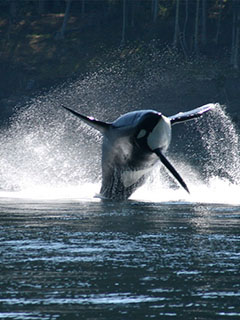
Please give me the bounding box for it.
[81,0,85,19]
[234,25,240,69]
[131,1,138,28]
[182,0,189,54]
[201,0,207,46]
[121,0,127,46]
[8,0,17,40]
[194,0,200,54]
[152,0,158,23]
[56,0,72,40]
[173,0,180,48]
[215,0,223,45]
[232,7,240,69]
[231,6,237,65]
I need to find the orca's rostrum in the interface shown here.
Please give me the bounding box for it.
[63,103,216,200]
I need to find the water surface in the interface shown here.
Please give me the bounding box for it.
[1,197,240,319]
[0,61,240,319]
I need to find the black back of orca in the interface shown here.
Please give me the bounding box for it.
[100,111,162,200]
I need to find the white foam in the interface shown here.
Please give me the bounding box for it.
[132,174,240,205]
[0,183,100,202]
[0,87,239,205]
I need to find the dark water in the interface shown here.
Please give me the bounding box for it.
[1,46,240,319]
[1,198,240,320]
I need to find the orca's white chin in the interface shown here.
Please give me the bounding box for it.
[147,115,171,152]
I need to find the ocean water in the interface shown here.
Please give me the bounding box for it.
[0,65,240,319]
[0,196,240,320]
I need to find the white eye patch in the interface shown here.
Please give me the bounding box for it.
[137,129,147,139]
[147,116,171,151]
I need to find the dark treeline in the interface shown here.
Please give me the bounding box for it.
[1,0,240,122]
[1,0,240,67]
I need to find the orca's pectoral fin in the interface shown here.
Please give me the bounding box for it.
[154,148,190,194]
[62,106,111,134]
[169,103,217,125]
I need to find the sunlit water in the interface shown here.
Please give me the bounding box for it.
[1,198,240,320]
[1,61,240,318]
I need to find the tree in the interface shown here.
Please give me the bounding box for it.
[152,0,158,23]
[173,0,180,48]
[55,0,72,40]
[81,0,85,19]
[231,1,240,69]
[194,0,200,55]
[121,0,127,46]
[214,0,224,45]
[201,0,207,46]
[182,0,189,55]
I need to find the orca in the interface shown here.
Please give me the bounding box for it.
[62,103,216,200]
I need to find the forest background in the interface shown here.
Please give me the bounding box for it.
[0,0,240,127]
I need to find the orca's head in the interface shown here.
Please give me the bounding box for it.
[135,110,171,153]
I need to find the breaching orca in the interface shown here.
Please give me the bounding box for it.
[63,103,216,200]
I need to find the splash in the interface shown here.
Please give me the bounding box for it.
[0,53,240,204]
[133,105,240,205]
[133,161,240,205]
[0,47,178,200]
[196,105,240,184]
